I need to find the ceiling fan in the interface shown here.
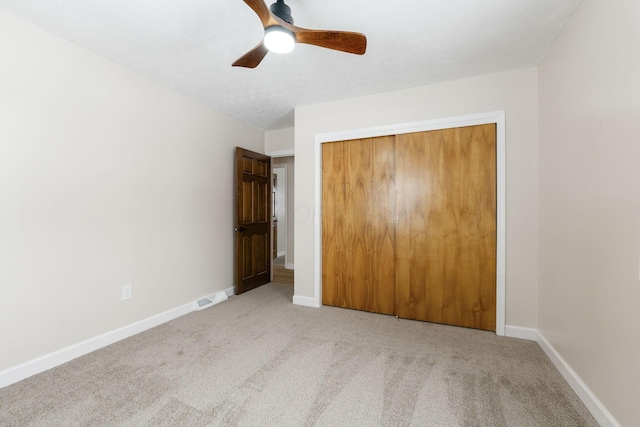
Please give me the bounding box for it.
[233,0,367,68]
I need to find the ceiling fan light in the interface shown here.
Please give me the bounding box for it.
[264,26,295,54]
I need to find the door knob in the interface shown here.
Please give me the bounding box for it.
[234,227,247,232]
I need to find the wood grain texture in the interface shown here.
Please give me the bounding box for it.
[322,136,396,315]
[235,147,272,295]
[232,47,267,69]
[241,0,271,28]
[295,30,367,55]
[273,265,294,285]
[233,1,367,68]
[395,125,497,330]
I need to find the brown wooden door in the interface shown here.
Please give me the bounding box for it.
[235,147,272,295]
[322,136,396,315]
[395,125,496,330]
[321,124,496,331]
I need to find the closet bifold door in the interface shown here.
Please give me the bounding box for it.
[322,136,396,315]
[395,125,497,331]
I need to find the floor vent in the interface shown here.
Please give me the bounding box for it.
[195,291,228,311]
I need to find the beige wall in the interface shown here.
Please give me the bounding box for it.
[265,127,294,154]
[264,128,295,269]
[538,0,640,425]
[295,68,539,328]
[267,128,295,267]
[272,156,295,267]
[0,11,264,371]
[273,167,287,255]
[4,2,638,421]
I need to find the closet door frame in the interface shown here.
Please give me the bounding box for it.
[314,111,506,336]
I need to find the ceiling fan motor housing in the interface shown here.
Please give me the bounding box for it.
[270,0,294,24]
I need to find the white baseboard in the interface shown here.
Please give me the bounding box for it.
[535,331,621,427]
[285,263,294,270]
[0,293,621,427]
[0,302,194,389]
[277,251,285,257]
[194,291,228,311]
[505,325,537,341]
[224,286,235,297]
[292,295,319,308]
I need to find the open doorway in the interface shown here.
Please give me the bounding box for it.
[272,156,294,285]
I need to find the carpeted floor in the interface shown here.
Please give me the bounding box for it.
[0,283,597,426]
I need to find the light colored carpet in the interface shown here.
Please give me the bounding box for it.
[0,283,597,426]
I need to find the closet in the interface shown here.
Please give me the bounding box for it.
[322,124,496,331]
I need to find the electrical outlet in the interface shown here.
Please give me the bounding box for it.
[122,284,132,301]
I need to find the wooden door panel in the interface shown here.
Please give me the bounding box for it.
[322,136,396,315]
[239,233,269,277]
[241,235,252,278]
[235,148,272,294]
[242,181,254,222]
[320,125,496,330]
[256,180,268,223]
[254,233,268,273]
[395,124,496,330]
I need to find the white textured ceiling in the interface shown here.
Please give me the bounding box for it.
[0,0,582,130]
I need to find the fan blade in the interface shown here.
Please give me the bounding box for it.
[232,41,269,68]
[241,0,271,28]
[292,28,367,55]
